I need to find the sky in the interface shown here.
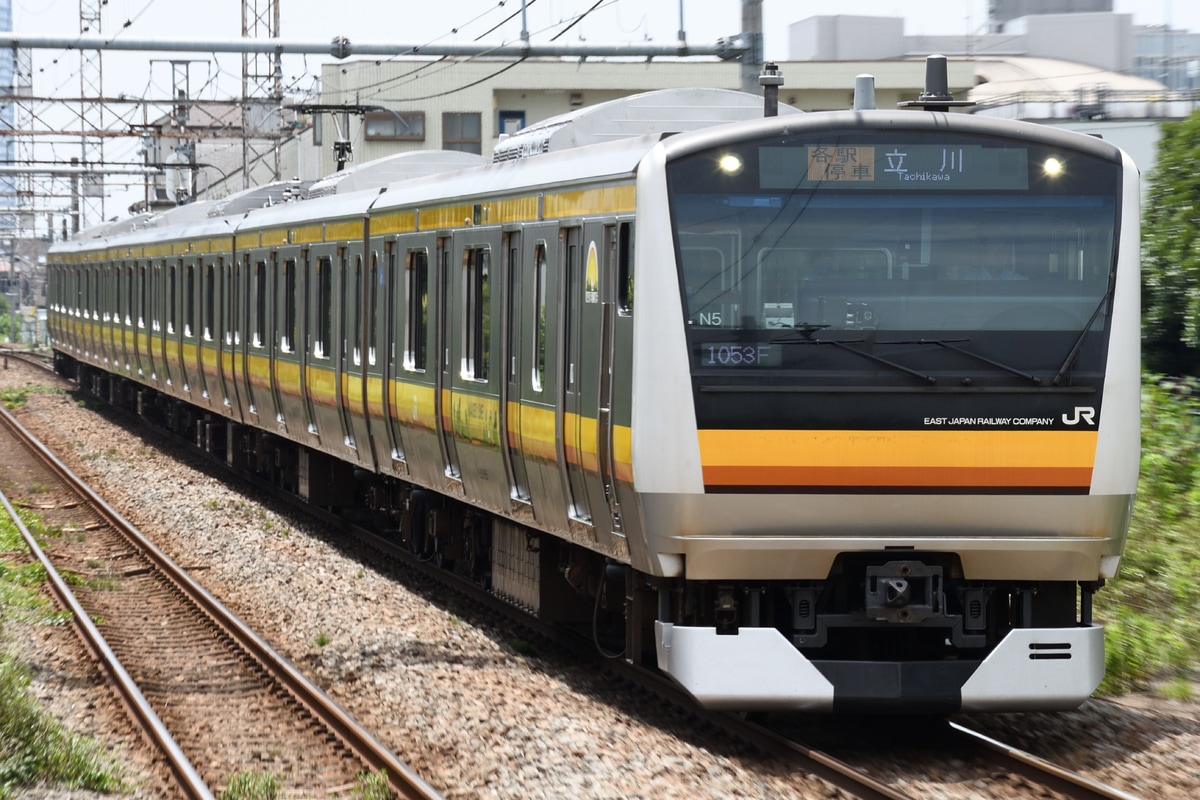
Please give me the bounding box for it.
[10,0,1200,220]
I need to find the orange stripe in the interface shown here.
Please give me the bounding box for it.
[699,429,1098,488]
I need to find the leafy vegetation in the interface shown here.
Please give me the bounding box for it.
[0,514,128,797]
[0,388,28,411]
[1143,109,1200,374]
[0,384,63,411]
[220,771,279,800]
[1098,377,1200,695]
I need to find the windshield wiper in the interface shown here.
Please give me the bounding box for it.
[880,338,1042,385]
[772,326,937,384]
[1051,288,1112,386]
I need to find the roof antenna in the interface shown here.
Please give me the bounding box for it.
[759,62,783,117]
[899,54,975,112]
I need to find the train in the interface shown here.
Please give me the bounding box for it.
[47,64,1140,714]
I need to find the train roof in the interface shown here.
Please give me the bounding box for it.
[308,151,488,198]
[491,87,801,163]
[657,107,1126,163]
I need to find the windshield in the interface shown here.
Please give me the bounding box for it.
[666,129,1121,384]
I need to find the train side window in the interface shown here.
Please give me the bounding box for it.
[183,264,195,338]
[100,267,110,323]
[253,260,267,348]
[126,266,135,325]
[404,248,429,372]
[280,258,297,352]
[314,255,332,359]
[166,263,177,334]
[617,221,634,315]
[462,245,490,382]
[202,263,215,341]
[368,252,379,367]
[223,260,236,346]
[350,254,362,366]
[532,242,547,393]
[138,264,147,329]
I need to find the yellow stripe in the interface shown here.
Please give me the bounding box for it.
[544,185,636,218]
[450,391,500,447]
[369,211,417,236]
[292,224,324,244]
[391,379,437,428]
[324,220,361,241]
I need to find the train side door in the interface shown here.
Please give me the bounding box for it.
[559,225,594,526]
[218,257,244,419]
[198,259,215,402]
[435,235,462,480]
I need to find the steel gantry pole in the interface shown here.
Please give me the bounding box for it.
[242,0,283,189]
[78,0,105,230]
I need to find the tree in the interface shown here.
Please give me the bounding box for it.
[0,295,10,341]
[1143,110,1200,374]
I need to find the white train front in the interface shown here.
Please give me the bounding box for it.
[48,82,1140,714]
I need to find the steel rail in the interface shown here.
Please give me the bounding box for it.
[950,721,1143,800]
[0,410,213,800]
[0,403,444,800]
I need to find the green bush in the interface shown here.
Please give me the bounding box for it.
[1098,377,1200,693]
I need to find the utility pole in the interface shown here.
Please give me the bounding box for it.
[242,0,283,189]
[740,0,764,95]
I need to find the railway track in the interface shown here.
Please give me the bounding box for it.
[0,401,443,799]
[141,413,1146,800]
[2,357,1161,799]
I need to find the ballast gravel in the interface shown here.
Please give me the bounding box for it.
[2,357,1199,799]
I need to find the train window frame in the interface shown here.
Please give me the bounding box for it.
[280,257,297,353]
[314,255,333,360]
[368,251,380,367]
[183,262,196,338]
[138,264,147,330]
[125,265,135,326]
[617,221,634,316]
[404,247,429,373]
[166,262,177,335]
[461,244,491,382]
[364,110,425,141]
[350,254,363,367]
[101,265,111,324]
[252,259,268,349]
[202,262,215,342]
[532,241,548,393]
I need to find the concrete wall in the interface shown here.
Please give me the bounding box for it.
[788,16,906,61]
[313,58,974,177]
[1008,13,1132,72]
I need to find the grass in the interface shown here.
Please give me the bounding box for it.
[1096,376,1200,695]
[0,513,128,797]
[0,387,28,410]
[219,769,394,800]
[220,771,279,800]
[0,384,67,412]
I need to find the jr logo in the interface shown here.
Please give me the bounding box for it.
[1062,406,1097,426]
